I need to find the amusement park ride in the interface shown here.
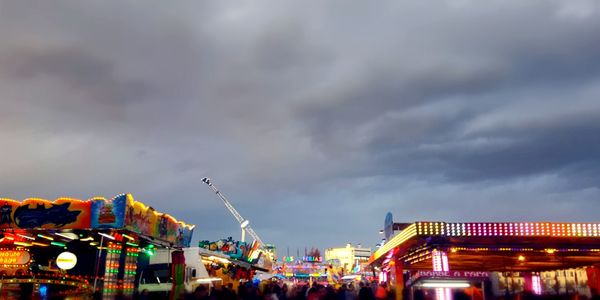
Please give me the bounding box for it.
[201,177,265,247]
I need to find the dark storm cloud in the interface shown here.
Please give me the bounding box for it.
[372,122,600,182]
[295,0,600,188]
[0,0,599,250]
[2,47,152,105]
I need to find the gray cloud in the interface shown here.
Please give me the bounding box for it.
[0,0,599,251]
[2,47,152,107]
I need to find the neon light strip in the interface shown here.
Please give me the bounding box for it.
[37,234,54,241]
[55,233,76,240]
[372,224,417,262]
[14,241,32,247]
[98,233,115,240]
[448,246,600,253]
[423,282,470,288]
[532,275,542,295]
[51,241,66,247]
[432,250,449,271]
[121,234,134,241]
[17,234,35,240]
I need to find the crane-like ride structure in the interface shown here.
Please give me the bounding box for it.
[201,177,264,247]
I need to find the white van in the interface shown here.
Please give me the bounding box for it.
[138,247,214,295]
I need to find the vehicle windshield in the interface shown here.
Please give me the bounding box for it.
[140,263,172,284]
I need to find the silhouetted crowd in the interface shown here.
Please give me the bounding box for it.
[136,281,395,300]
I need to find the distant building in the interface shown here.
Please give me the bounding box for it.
[325,244,372,274]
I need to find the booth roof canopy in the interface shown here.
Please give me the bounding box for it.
[369,221,600,271]
[0,193,195,247]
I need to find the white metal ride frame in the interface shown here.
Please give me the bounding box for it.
[201,177,264,247]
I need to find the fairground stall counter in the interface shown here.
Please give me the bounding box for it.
[369,216,600,300]
[0,193,194,299]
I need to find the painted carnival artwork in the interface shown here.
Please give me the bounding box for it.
[0,194,194,247]
[0,198,90,229]
[198,237,261,263]
[14,203,81,228]
[123,194,193,247]
[90,194,126,228]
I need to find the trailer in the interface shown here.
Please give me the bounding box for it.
[138,247,218,295]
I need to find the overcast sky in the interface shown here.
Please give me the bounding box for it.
[1,1,599,253]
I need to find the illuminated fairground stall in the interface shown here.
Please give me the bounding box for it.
[369,218,600,300]
[0,194,194,298]
[273,250,348,285]
[275,255,327,282]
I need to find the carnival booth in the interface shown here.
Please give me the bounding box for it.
[369,215,600,300]
[274,254,331,285]
[0,194,194,298]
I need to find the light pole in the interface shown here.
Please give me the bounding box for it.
[93,235,105,292]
